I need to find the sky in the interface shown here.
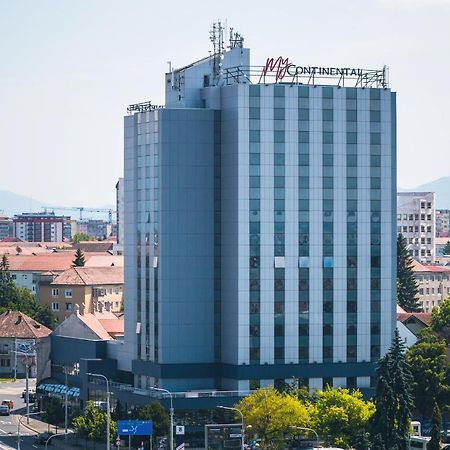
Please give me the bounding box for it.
[1,0,449,207]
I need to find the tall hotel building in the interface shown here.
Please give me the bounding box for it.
[123,37,396,393]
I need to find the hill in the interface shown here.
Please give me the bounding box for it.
[0,190,47,217]
[0,190,114,221]
[399,177,450,210]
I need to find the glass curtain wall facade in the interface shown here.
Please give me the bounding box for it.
[123,49,396,392]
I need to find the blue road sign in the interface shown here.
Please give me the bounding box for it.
[118,420,153,436]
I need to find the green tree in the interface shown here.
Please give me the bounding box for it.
[371,329,414,450]
[0,255,16,307]
[72,248,86,267]
[0,255,57,329]
[310,387,375,449]
[34,304,57,329]
[72,400,117,442]
[427,402,441,450]
[235,387,311,449]
[406,333,449,415]
[443,241,450,256]
[138,402,170,440]
[397,234,421,312]
[45,397,64,425]
[431,298,450,339]
[72,232,96,244]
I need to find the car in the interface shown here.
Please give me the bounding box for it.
[22,389,36,398]
[1,400,13,409]
[0,405,10,416]
[24,393,37,403]
[34,432,55,445]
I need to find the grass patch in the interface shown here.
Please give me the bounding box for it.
[0,378,15,382]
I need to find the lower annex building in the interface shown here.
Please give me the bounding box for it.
[118,33,397,394]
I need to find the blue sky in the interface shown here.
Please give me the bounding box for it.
[1,0,449,206]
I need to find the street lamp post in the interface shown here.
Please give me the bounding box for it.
[18,411,45,450]
[149,387,173,450]
[87,373,110,450]
[45,431,73,450]
[217,406,244,450]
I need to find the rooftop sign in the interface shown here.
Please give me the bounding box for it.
[127,102,164,115]
[228,56,389,88]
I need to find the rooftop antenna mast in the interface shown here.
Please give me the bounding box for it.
[229,28,244,49]
[210,21,225,83]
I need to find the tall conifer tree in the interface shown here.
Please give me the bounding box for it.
[371,329,414,450]
[427,403,441,450]
[72,249,86,267]
[397,234,421,312]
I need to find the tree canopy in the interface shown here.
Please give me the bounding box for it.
[138,402,170,441]
[397,234,421,312]
[371,329,414,450]
[72,248,86,267]
[310,387,374,449]
[236,387,311,449]
[72,400,117,442]
[0,255,56,329]
[443,241,450,256]
[72,232,96,244]
[406,333,450,415]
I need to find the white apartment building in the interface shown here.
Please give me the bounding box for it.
[397,192,436,263]
[412,260,450,312]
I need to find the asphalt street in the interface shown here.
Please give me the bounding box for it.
[0,379,37,415]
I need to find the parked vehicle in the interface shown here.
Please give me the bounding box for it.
[409,435,430,450]
[22,388,36,398]
[1,399,14,409]
[0,405,10,416]
[34,432,55,445]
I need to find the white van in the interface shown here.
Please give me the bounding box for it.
[409,435,431,450]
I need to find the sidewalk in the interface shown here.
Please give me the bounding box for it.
[15,414,67,435]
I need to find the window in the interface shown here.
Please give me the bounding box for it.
[52,288,59,297]
[52,302,59,311]
[65,302,72,311]
[64,289,72,298]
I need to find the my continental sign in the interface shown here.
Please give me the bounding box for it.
[262,56,365,82]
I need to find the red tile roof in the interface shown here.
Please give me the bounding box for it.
[411,260,450,273]
[3,252,123,273]
[51,266,124,286]
[0,310,52,339]
[397,312,432,327]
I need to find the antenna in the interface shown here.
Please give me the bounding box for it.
[229,27,244,49]
[210,20,225,83]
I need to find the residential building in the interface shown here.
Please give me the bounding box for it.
[5,252,123,295]
[412,260,450,312]
[397,192,436,263]
[0,310,51,380]
[436,209,450,237]
[0,216,14,240]
[53,309,124,340]
[13,212,67,242]
[39,266,124,322]
[74,219,108,240]
[436,237,450,257]
[122,37,396,393]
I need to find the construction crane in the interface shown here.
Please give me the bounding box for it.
[42,206,116,223]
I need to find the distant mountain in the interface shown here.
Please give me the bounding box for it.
[0,190,115,221]
[0,190,47,217]
[399,177,450,210]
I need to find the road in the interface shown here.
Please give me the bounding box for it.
[0,379,37,414]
